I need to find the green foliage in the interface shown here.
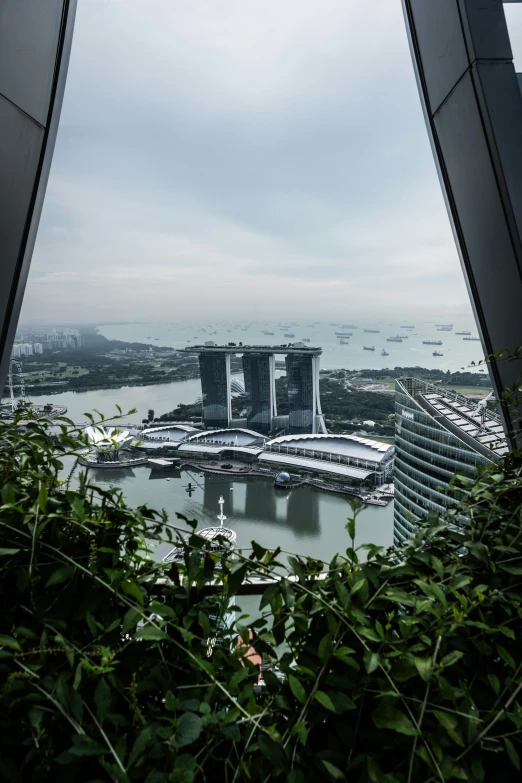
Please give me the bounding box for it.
[2,413,522,781]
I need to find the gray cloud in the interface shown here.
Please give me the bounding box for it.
[22,0,522,323]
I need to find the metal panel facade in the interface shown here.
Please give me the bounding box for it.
[403,0,522,447]
[0,0,77,393]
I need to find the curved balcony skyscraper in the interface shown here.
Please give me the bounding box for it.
[394,377,507,545]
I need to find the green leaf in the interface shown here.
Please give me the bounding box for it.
[321,760,345,780]
[434,710,464,747]
[364,650,380,674]
[165,691,177,711]
[68,735,106,757]
[250,540,267,559]
[414,656,433,682]
[505,737,521,771]
[439,650,464,669]
[258,734,286,767]
[498,626,515,640]
[0,548,20,556]
[127,727,152,769]
[123,608,141,633]
[327,691,356,713]
[45,565,75,588]
[0,634,22,652]
[371,703,418,736]
[176,712,202,748]
[318,633,332,663]
[430,555,444,580]
[136,625,168,641]
[94,677,111,725]
[38,484,48,513]
[500,565,522,576]
[120,580,144,605]
[314,690,336,712]
[288,674,306,704]
[70,496,85,522]
[497,645,516,669]
[488,673,500,695]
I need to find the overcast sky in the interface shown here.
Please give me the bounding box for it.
[19,0,522,323]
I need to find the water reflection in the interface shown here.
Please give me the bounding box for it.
[287,488,320,537]
[82,465,393,563]
[245,479,276,524]
[90,467,137,483]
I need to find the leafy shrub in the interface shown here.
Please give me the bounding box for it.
[1,414,522,782]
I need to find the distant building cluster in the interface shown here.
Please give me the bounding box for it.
[12,329,84,358]
[11,343,43,357]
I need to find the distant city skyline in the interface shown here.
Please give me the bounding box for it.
[19,1,522,323]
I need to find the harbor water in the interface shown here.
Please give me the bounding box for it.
[97,319,486,374]
[87,465,394,564]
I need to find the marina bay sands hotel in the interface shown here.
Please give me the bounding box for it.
[179,343,326,436]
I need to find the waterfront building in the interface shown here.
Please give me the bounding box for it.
[394,378,508,546]
[260,433,394,487]
[242,353,276,435]
[177,428,266,462]
[198,352,232,429]
[180,343,326,436]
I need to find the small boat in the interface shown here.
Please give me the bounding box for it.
[364,329,380,333]
[381,349,389,356]
[433,351,443,357]
[455,330,471,335]
[284,333,295,338]
[340,340,349,344]
[363,346,375,351]
[463,337,481,341]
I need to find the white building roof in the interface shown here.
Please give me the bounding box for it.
[265,433,393,463]
[142,424,198,441]
[186,428,265,447]
[177,443,263,457]
[259,452,375,480]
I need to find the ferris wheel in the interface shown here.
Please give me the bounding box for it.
[8,360,27,412]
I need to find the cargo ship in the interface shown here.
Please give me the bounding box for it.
[463,337,481,341]
[455,330,471,335]
[423,340,442,345]
[387,336,403,342]
[433,351,443,357]
[364,329,380,333]
[363,346,375,351]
